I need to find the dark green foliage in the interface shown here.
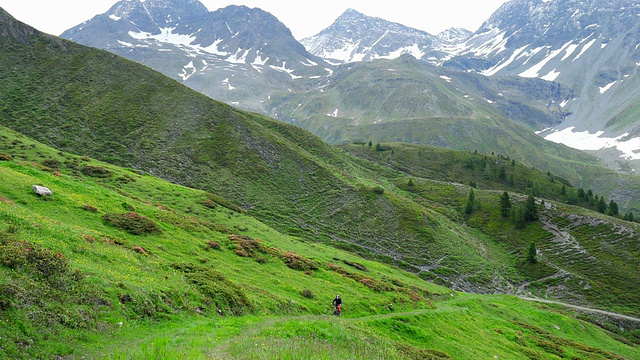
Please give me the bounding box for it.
[81,165,112,178]
[301,289,315,299]
[343,260,369,272]
[465,188,475,214]
[624,212,635,222]
[499,191,511,218]
[511,205,526,229]
[102,212,162,235]
[200,193,244,213]
[608,200,619,216]
[0,237,106,348]
[524,194,539,222]
[396,343,453,360]
[368,141,372,148]
[42,159,61,169]
[171,263,253,316]
[498,166,507,182]
[527,242,538,264]
[372,186,385,194]
[408,178,414,187]
[597,197,607,213]
[0,238,71,278]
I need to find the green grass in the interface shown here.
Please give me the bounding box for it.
[0,15,639,358]
[0,126,638,359]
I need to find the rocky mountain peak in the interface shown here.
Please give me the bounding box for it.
[437,27,473,44]
[104,0,208,31]
[0,7,41,44]
[301,8,439,63]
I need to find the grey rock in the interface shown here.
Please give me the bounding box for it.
[32,185,52,196]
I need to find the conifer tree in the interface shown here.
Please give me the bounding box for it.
[597,197,607,213]
[499,191,511,218]
[465,188,475,214]
[524,194,539,222]
[527,242,537,264]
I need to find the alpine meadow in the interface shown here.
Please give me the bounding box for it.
[1,1,640,359]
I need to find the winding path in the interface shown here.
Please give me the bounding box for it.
[519,296,640,322]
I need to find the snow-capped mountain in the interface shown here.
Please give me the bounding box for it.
[437,28,473,44]
[62,0,330,111]
[300,9,465,64]
[446,0,640,164]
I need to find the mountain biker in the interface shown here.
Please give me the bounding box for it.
[332,294,342,316]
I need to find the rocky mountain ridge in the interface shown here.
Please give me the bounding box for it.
[62,0,330,112]
[58,0,640,174]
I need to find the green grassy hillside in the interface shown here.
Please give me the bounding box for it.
[0,8,638,312]
[266,55,640,213]
[1,127,638,359]
[1,10,639,358]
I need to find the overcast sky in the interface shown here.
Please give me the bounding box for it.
[0,0,511,39]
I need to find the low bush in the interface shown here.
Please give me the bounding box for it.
[280,251,318,272]
[82,204,99,212]
[0,239,70,278]
[301,289,315,299]
[81,165,112,178]
[172,263,253,316]
[103,212,162,235]
[42,159,61,169]
[229,235,272,258]
[205,241,221,250]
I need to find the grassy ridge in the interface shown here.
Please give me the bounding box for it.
[0,127,638,359]
[267,55,640,213]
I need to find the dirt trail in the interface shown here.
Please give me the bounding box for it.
[519,296,640,322]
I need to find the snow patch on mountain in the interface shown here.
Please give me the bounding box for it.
[573,38,597,62]
[129,27,195,47]
[519,42,571,78]
[179,61,196,80]
[269,62,302,79]
[599,81,616,94]
[545,127,640,160]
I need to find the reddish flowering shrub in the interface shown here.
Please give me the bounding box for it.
[229,235,271,258]
[82,234,96,243]
[0,239,69,278]
[205,241,221,250]
[280,251,318,271]
[103,212,161,235]
[82,204,99,212]
[132,246,147,255]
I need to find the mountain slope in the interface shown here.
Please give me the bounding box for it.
[265,55,640,214]
[61,1,330,112]
[1,126,638,358]
[1,6,639,319]
[447,0,640,165]
[300,9,446,64]
[1,7,526,286]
